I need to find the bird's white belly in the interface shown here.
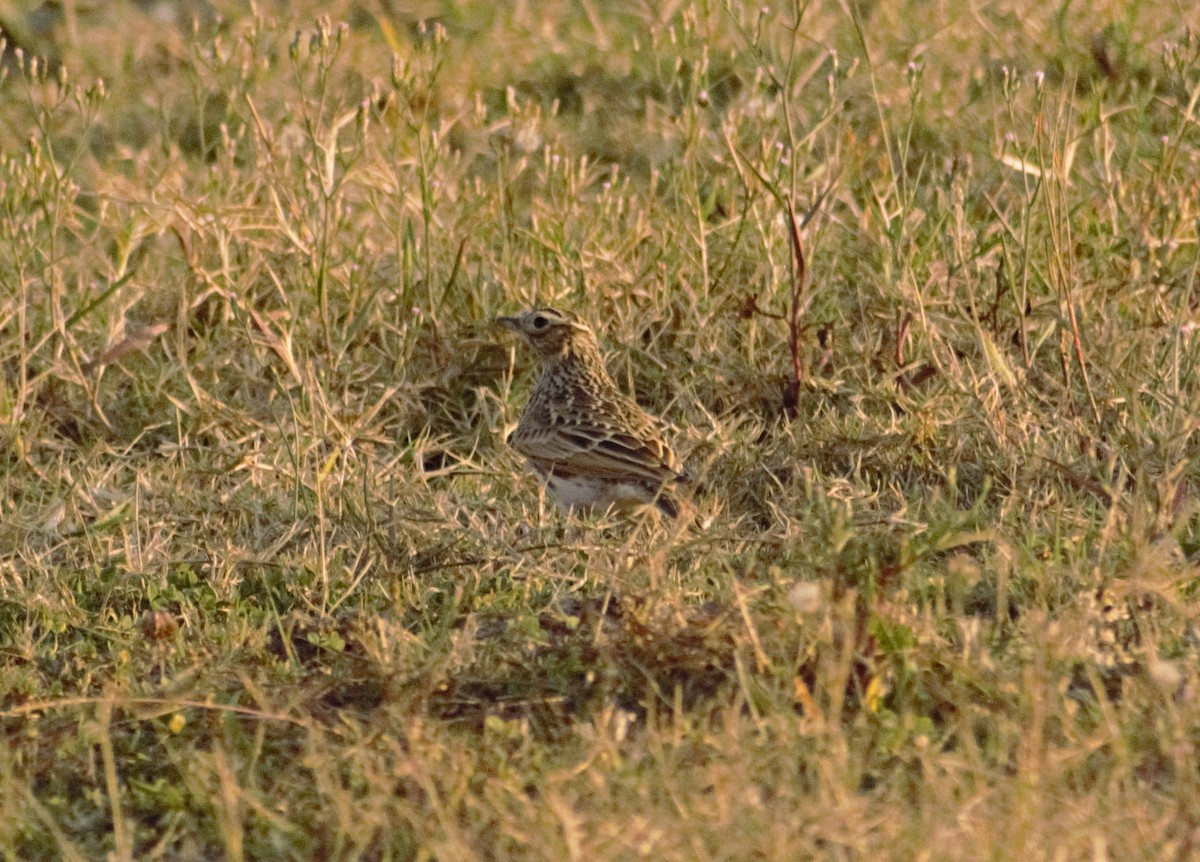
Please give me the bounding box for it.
[544,474,652,513]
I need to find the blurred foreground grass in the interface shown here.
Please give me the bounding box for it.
[2,1,1200,859]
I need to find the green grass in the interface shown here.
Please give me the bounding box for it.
[2,0,1199,858]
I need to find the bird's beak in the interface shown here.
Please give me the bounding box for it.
[494,316,520,331]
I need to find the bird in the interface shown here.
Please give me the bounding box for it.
[496,307,689,519]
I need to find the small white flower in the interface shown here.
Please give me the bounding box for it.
[788,582,823,614]
[1148,659,1183,692]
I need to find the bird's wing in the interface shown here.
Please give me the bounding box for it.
[511,419,682,485]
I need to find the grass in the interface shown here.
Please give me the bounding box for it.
[1,0,1199,858]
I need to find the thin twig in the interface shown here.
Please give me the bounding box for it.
[784,196,807,415]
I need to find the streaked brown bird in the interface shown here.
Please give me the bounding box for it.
[496,307,689,519]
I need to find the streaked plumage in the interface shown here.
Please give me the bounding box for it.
[496,307,687,518]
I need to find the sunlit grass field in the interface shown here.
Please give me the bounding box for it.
[2,1,1199,858]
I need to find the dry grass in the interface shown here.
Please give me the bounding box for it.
[2,1,1200,859]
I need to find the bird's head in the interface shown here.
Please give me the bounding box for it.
[495,307,599,361]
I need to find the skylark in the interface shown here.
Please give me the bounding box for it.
[496,307,689,519]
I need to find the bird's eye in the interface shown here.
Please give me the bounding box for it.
[532,315,549,329]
